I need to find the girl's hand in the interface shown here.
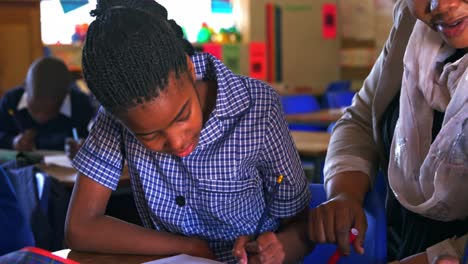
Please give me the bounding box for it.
[187,237,216,260]
[233,232,285,264]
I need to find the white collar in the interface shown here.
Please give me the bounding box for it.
[17,92,72,118]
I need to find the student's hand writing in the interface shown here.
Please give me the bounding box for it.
[187,237,216,260]
[309,193,367,256]
[13,129,37,151]
[65,138,83,160]
[233,232,285,264]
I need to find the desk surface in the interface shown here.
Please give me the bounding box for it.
[0,149,64,163]
[291,131,331,157]
[285,108,344,125]
[37,163,131,187]
[3,132,325,185]
[0,149,130,187]
[53,249,164,264]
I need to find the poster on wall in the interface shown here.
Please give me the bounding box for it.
[59,0,89,13]
[337,0,375,40]
[212,0,232,14]
[322,3,337,40]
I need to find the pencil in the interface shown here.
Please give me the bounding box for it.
[327,228,358,264]
[72,127,79,141]
[253,174,284,240]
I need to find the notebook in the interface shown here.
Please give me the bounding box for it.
[142,254,223,264]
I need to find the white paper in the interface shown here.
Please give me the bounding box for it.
[142,254,224,264]
[43,154,73,168]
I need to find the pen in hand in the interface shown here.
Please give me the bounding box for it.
[253,174,284,240]
[66,128,82,160]
[72,127,79,141]
[328,228,359,264]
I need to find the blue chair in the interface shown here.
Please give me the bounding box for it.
[374,171,388,205]
[281,94,321,115]
[326,80,351,93]
[303,184,387,264]
[324,91,355,109]
[327,122,337,134]
[1,161,69,252]
[0,167,35,256]
[281,95,326,132]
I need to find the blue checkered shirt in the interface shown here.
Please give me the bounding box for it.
[73,53,311,263]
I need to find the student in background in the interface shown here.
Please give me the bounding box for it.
[65,1,312,263]
[308,0,467,263]
[0,57,95,152]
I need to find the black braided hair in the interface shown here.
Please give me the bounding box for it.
[83,0,194,114]
[131,0,195,56]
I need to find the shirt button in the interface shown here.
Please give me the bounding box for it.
[175,195,186,207]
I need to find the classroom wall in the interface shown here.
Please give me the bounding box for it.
[240,0,340,93]
[0,0,42,97]
[235,0,395,93]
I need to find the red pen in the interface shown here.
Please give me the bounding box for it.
[327,228,359,264]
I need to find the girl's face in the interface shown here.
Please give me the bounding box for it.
[406,0,468,50]
[118,62,203,157]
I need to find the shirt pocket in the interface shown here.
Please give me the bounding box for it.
[195,177,264,231]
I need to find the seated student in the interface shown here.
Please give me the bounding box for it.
[0,57,95,152]
[65,0,312,263]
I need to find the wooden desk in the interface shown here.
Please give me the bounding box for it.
[36,163,78,185]
[53,249,164,264]
[0,149,130,187]
[0,149,64,163]
[285,108,344,126]
[291,131,331,157]
[291,131,331,183]
[37,163,131,187]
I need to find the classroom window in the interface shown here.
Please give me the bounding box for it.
[40,0,237,44]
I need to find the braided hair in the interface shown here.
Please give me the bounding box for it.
[83,0,195,114]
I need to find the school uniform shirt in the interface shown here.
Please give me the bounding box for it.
[0,85,95,150]
[73,53,311,263]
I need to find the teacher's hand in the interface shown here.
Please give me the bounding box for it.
[309,193,367,255]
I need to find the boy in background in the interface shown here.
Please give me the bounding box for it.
[0,57,95,152]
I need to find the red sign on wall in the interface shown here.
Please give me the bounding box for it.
[322,3,337,39]
[202,43,223,60]
[249,42,267,81]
